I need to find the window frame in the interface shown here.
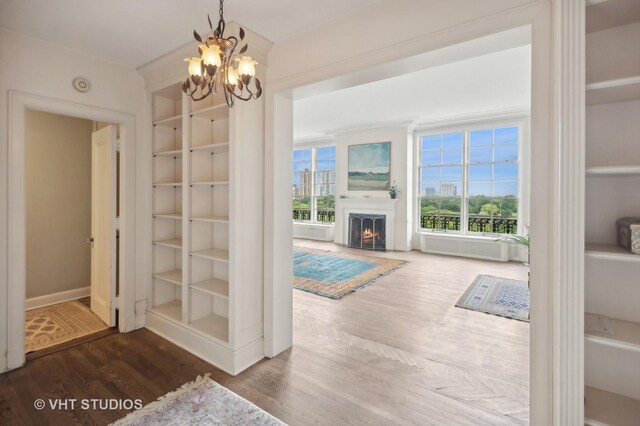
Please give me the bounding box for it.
[292,145,336,225]
[414,117,529,237]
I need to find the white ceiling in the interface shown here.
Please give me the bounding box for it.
[293,45,531,141]
[0,0,378,67]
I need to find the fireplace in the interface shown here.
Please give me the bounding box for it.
[349,213,386,251]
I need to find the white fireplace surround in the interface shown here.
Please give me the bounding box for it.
[335,197,399,250]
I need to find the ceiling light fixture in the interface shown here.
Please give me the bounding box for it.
[182,0,262,106]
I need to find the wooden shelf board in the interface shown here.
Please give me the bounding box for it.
[153,270,183,286]
[586,166,640,177]
[154,149,182,158]
[150,300,182,322]
[190,142,230,154]
[190,216,229,224]
[153,239,183,249]
[190,278,229,298]
[154,213,182,220]
[190,104,229,121]
[585,243,640,262]
[586,76,640,106]
[153,182,183,187]
[190,313,229,343]
[153,114,182,128]
[585,386,640,426]
[190,181,230,187]
[586,315,640,347]
[191,248,230,262]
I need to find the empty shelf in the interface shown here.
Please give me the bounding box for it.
[586,76,640,105]
[150,300,182,322]
[191,248,229,262]
[586,166,640,177]
[190,278,229,298]
[153,270,182,286]
[154,213,182,220]
[190,216,229,224]
[190,104,229,121]
[154,149,182,157]
[586,243,640,262]
[153,239,182,249]
[153,182,183,187]
[586,315,640,348]
[190,181,229,187]
[153,114,182,128]
[190,313,229,343]
[190,142,230,154]
[585,386,640,426]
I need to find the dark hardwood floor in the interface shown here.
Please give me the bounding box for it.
[1,242,529,425]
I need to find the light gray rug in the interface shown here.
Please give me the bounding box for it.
[111,375,286,426]
[455,274,530,322]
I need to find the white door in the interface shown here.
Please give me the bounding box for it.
[91,125,117,326]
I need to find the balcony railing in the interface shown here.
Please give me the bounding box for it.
[420,214,517,234]
[293,209,335,223]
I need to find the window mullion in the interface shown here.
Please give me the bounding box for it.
[461,131,469,235]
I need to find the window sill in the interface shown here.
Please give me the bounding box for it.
[416,231,504,241]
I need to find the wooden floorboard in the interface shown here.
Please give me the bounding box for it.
[0,241,529,425]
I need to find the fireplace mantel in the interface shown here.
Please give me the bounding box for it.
[335,197,398,250]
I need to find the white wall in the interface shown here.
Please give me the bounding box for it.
[25,110,93,299]
[0,28,149,372]
[332,126,413,251]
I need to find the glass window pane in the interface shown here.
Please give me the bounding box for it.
[494,127,518,145]
[442,149,462,165]
[470,147,492,163]
[293,161,311,172]
[440,182,461,198]
[493,164,518,180]
[301,149,311,160]
[468,164,492,181]
[421,182,439,196]
[441,166,461,181]
[492,197,518,218]
[494,144,518,162]
[470,129,492,147]
[421,135,440,150]
[421,167,440,182]
[493,181,518,197]
[316,146,330,160]
[442,133,463,149]
[469,181,492,196]
[421,150,440,165]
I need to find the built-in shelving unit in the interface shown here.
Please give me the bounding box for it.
[584,2,640,423]
[143,25,270,375]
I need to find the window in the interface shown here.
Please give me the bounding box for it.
[418,124,521,235]
[293,146,336,223]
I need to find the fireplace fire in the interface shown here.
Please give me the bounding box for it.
[349,214,386,251]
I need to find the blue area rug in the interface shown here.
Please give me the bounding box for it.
[293,248,407,299]
[455,274,530,321]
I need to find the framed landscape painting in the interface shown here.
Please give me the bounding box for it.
[348,142,391,190]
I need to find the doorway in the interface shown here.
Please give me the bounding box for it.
[23,110,119,357]
[6,92,137,372]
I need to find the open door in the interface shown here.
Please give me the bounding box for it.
[90,125,117,326]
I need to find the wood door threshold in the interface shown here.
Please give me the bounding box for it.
[26,327,119,361]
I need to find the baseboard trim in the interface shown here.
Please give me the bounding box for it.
[25,286,90,311]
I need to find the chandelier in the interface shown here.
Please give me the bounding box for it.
[182,0,262,106]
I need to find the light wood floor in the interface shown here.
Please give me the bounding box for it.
[0,241,529,425]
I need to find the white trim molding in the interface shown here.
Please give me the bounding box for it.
[6,91,138,371]
[25,287,91,311]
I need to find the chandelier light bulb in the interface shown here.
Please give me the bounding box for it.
[199,44,222,68]
[185,57,203,77]
[236,56,258,78]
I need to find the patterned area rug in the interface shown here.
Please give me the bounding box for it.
[25,300,109,353]
[293,247,407,299]
[455,274,530,322]
[111,375,286,426]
